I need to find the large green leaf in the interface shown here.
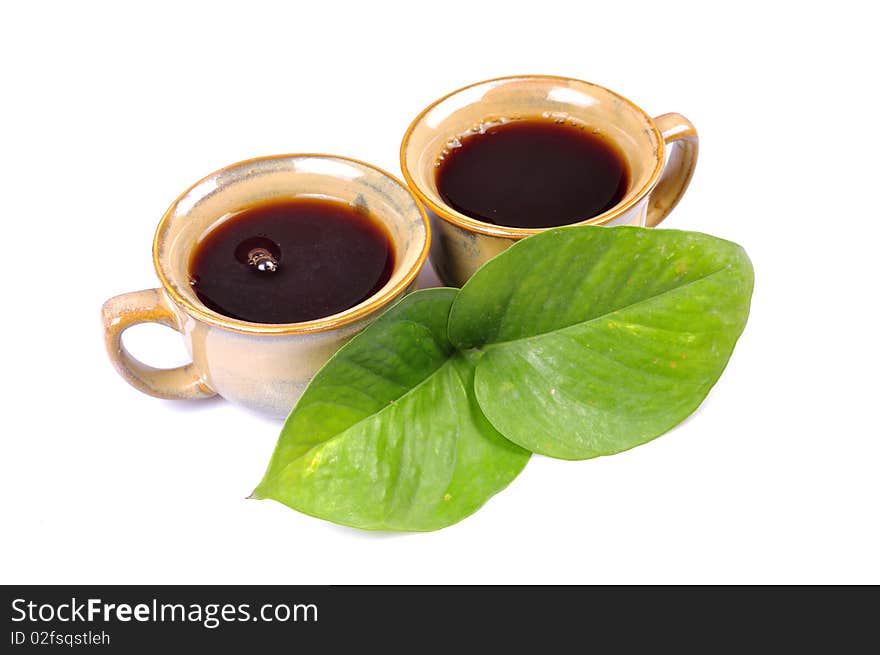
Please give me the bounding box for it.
[252,288,530,531]
[449,226,754,460]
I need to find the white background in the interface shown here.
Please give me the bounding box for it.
[2,1,877,584]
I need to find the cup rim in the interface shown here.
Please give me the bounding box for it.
[399,74,666,239]
[152,153,431,335]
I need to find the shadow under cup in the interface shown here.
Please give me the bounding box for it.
[400,75,697,287]
[103,155,429,419]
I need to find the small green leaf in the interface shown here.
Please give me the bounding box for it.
[449,226,754,460]
[252,288,530,531]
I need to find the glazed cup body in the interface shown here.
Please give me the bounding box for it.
[400,75,698,287]
[102,154,430,419]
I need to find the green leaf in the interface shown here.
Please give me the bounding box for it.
[252,288,530,531]
[449,226,754,460]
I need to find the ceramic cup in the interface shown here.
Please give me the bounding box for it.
[400,75,698,287]
[101,154,430,419]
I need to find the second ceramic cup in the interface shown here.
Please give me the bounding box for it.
[102,154,430,419]
[400,75,698,287]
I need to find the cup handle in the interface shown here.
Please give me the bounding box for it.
[101,288,216,400]
[645,113,699,227]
